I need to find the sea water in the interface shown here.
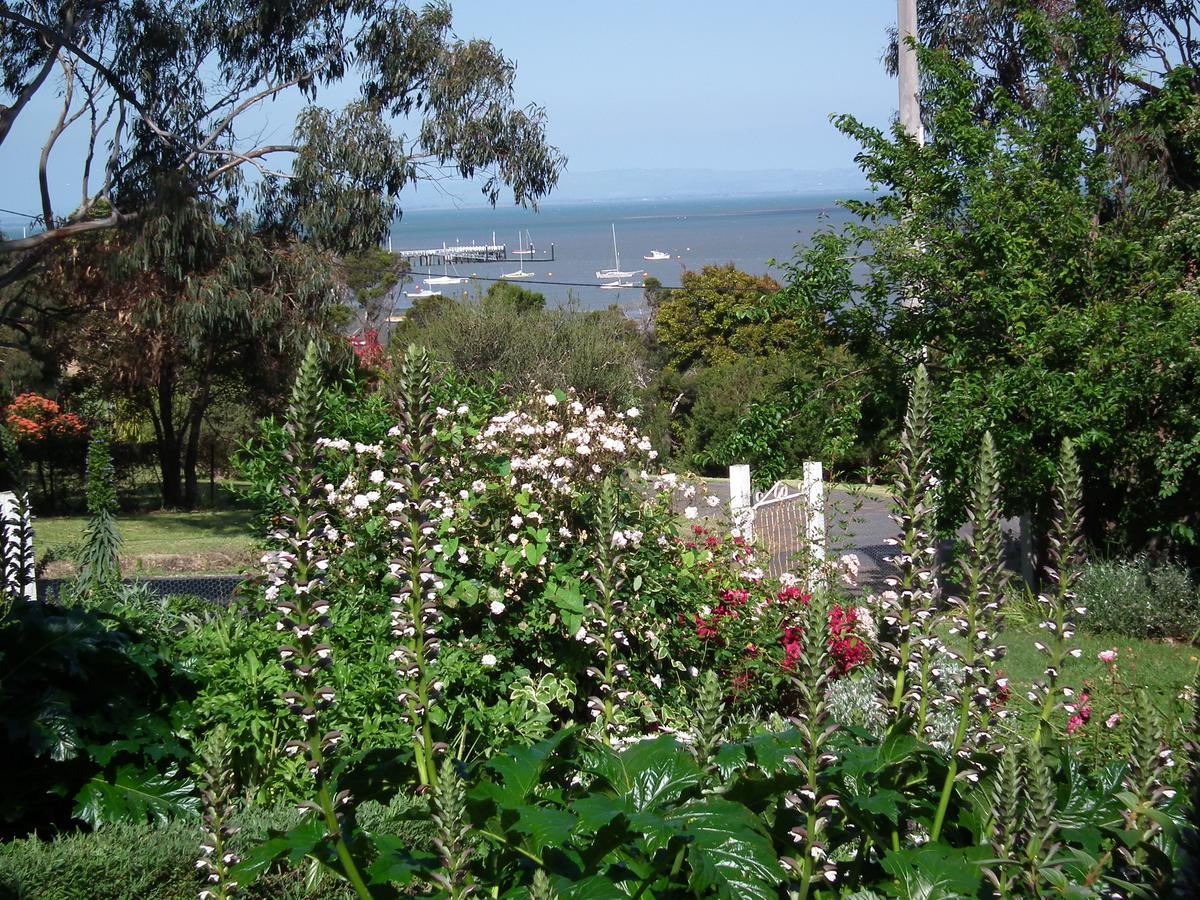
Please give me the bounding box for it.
[387,192,864,312]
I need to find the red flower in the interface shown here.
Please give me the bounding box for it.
[1067,691,1092,736]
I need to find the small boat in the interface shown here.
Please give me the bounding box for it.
[643,250,670,261]
[600,280,640,290]
[425,249,470,286]
[502,232,535,279]
[406,286,443,299]
[510,230,535,254]
[597,224,641,280]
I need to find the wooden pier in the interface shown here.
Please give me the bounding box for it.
[391,242,555,266]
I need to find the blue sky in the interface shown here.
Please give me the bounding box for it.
[0,2,900,220]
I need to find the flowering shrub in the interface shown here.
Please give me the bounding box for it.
[3,393,87,448]
[211,360,1191,900]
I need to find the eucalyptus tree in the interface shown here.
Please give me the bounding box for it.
[0,0,565,340]
[788,1,1200,554]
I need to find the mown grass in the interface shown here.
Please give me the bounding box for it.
[35,507,257,575]
[1000,625,1197,723]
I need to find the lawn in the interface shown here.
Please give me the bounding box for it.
[35,507,257,576]
[999,625,1197,733]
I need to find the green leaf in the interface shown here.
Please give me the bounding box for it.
[850,789,905,825]
[512,804,578,852]
[674,797,785,900]
[880,844,989,895]
[474,727,577,808]
[230,817,326,885]
[585,736,700,811]
[72,764,199,828]
[366,834,440,886]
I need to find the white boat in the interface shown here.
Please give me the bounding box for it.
[406,286,443,299]
[502,232,535,279]
[425,254,469,286]
[643,250,670,261]
[597,224,641,280]
[600,280,640,290]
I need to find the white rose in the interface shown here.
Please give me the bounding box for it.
[481,653,498,667]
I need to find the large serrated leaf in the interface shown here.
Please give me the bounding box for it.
[512,804,578,852]
[229,816,327,886]
[366,833,440,886]
[71,763,199,828]
[585,735,700,812]
[880,844,990,896]
[673,797,785,900]
[473,727,577,808]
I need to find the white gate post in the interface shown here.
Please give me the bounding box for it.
[729,464,753,543]
[802,462,826,586]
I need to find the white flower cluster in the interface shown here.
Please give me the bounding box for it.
[475,391,657,497]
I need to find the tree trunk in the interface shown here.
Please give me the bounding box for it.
[183,401,207,509]
[182,357,215,510]
[156,362,183,508]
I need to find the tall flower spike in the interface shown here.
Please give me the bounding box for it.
[692,670,726,785]
[77,432,123,599]
[878,364,942,733]
[1016,742,1061,888]
[584,477,630,743]
[982,746,1024,897]
[264,345,373,898]
[780,588,840,893]
[196,726,240,900]
[1170,671,1200,897]
[1,490,36,610]
[1032,438,1085,743]
[388,345,447,788]
[429,758,475,898]
[1105,691,1177,891]
[931,431,1007,840]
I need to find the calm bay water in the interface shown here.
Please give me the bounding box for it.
[387,193,863,312]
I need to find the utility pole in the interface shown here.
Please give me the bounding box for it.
[897,0,924,145]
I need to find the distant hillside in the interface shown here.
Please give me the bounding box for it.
[399,167,866,209]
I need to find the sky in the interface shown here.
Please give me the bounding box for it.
[0,1,900,222]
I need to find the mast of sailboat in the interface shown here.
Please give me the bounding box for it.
[611,223,619,270]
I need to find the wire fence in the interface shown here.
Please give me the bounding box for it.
[37,574,247,604]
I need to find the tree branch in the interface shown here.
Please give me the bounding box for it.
[0,37,63,146]
[0,210,133,254]
[39,53,76,226]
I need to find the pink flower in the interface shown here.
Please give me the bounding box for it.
[1097,649,1117,664]
[1105,713,1122,729]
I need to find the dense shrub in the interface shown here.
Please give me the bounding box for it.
[0,599,196,838]
[0,799,427,899]
[395,292,652,405]
[1077,557,1200,640]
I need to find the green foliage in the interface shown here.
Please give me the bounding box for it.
[75,433,122,598]
[0,420,23,492]
[1077,557,1200,640]
[485,279,546,312]
[0,803,408,899]
[651,263,867,482]
[340,249,410,328]
[72,764,199,829]
[784,4,1200,553]
[652,264,788,370]
[0,600,194,837]
[395,293,650,405]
